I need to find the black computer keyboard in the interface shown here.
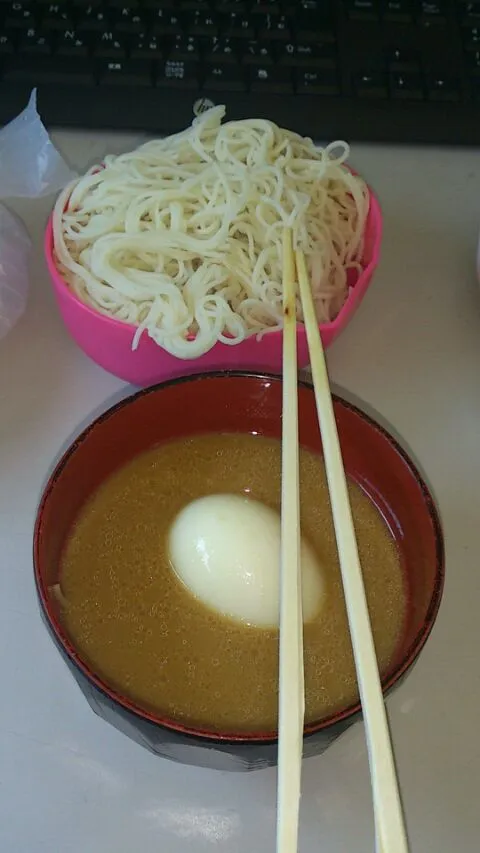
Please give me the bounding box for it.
[0,1,479,145]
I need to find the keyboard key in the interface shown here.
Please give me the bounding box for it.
[169,35,202,60]
[297,0,335,42]
[77,7,109,33]
[249,64,293,93]
[113,6,143,33]
[346,0,380,21]
[418,1,448,24]
[459,2,480,24]
[258,14,290,40]
[205,37,239,62]
[57,30,89,56]
[298,1,333,17]
[241,39,274,64]
[354,71,388,98]
[388,47,421,71]
[151,10,183,35]
[223,12,255,38]
[426,74,460,101]
[131,33,163,59]
[381,0,414,22]
[97,58,152,85]
[189,11,218,36]
[4,55,93,83]
[463,25,480,49]
[156,59,199,87]
[19,27,51,54]
[204,63,246,90]
[4,2,36,30]
[41,2,74,30]
[296,67,340,95]
[278,41,336,67]
[251,0,282,13]
[92,32,127,58]
[466,48,480,70]
[0,32,15,54]
[390,71,424,99]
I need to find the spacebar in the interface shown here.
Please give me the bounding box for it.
[3,58,94,85]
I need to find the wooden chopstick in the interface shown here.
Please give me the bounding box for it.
[295,249,409,853]
[276,228,304,853]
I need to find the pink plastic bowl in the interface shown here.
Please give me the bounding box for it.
[44,189,382,387]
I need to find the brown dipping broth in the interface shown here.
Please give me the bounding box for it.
[58,432,406,734]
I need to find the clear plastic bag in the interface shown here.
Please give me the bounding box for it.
[0,90,76,340]
[0,206,31,340]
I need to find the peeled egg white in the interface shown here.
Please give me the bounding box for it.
[168,493,325,628]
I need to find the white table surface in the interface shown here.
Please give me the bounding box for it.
[0,132,479,853]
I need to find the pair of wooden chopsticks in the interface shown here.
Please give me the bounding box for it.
[276,228,410,853]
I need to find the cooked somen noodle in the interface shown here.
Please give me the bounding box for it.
[52,106,369,359]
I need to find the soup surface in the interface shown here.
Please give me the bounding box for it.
[58,432,406,733]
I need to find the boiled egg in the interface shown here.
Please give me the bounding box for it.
[168,493,325,627]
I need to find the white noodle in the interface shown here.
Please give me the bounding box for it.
[52,106,369,359]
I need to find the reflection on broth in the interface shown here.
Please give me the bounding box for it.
[58,433,406,734]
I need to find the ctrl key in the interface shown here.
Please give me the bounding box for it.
[297,68,340,96]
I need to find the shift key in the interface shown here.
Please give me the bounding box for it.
[3,57,94,84]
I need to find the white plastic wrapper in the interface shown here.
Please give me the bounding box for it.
[0,90,76,340]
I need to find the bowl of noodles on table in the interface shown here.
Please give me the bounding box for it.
[45,107,382,387]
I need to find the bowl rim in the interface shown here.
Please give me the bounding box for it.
[43,186,383,340]
[33,371,444,745]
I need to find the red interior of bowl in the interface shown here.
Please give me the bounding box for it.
[33,374,444,742]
